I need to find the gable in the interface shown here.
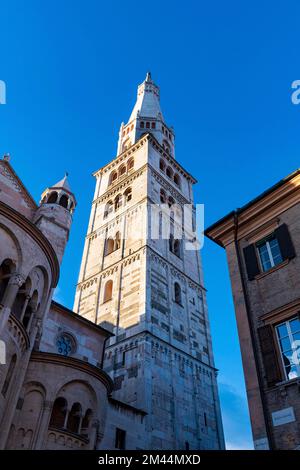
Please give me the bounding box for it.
[0,159,37,219]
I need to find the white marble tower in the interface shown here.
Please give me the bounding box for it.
[73,73,225,450]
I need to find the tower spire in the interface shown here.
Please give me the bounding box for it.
[117,73,175,157]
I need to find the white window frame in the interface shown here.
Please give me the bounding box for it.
[276,317,300,381]
[257,236,282,271]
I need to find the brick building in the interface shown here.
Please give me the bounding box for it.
[205,170,300,450]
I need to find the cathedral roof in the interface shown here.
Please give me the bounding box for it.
[128,72,163,122]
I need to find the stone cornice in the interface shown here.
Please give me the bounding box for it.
[30,351,114,394]
[205,171,300,248]
[92,133,197,184]
[0,201,60,287]
[76,244,205,293]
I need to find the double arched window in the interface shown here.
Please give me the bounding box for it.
[159,159,181,188]
[108,159,134,188]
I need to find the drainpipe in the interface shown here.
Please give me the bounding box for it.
[233,210,275,450]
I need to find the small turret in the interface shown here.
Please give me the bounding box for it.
[33,174,76,264]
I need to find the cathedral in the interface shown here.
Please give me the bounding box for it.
[0,74,225,450]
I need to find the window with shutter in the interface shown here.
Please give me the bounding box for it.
[257,325,282,386]
[275,224,296,260]
[243,244,260,280]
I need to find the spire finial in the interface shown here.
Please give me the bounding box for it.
[145,71,152,82]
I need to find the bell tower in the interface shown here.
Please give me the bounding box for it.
[34,174,76,264]
[74,74,225,450]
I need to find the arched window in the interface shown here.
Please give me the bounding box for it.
[163,140,171,154]
[169,235,181,258]
[160,189,166,204]
[169,233,174,252]
[174,239,181,258]
[49,397,68,429]
[12,277,30,320]
[67,402,82,434]
[124,188,132,203]
[109,171,118,186]
[59,194,69,208]
[104,201,113,218]
[168,196,175,208]
[115,232,121,250]
[105,238,115,256]
[140,121,144,129]
[166,167,173,179]
[151,122,156,129]
[119,164,126,177]
[146,122,150,129]
[174,282,182,304]
[114,194,122,211]
[47,192,58,204]
[81,409,93,437]
[174,173,181,187]
[22,290,38,330]
[127,158,134,171]
[1,354,17,397]
[0,259,14,304]
[159,159,165,172]
[103,280,113,303]
[122,138,131,152]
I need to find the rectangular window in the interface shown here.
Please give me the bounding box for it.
[276,317,300,380]
[257,235,283,272]
[115,428,126,450]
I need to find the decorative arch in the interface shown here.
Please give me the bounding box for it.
[59,194,69,209]
[127,158,134,171]
[174,173,181,187]
[47,192,58,204]
[49,397,68,429]
[166,166,173,179]
[124,187,132,203]
[108,171,118,187]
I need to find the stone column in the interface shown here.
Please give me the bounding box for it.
[34,400,53,449]
[19,295,31,323]
[0,273,25,332]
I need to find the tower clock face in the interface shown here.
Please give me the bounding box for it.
[56,334,75,356]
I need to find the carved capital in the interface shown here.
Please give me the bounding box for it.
[9,273,25,287]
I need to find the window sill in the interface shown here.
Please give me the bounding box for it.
[255,259,289,280]
[274,376,300,389]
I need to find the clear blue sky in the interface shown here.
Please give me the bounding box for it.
[1,0,300,450]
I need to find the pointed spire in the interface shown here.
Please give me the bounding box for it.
[52,173,71,192]
[128,72,162,122]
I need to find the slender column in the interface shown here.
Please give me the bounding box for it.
[19,295,31,323]
[1,274,25,310]
[34,400,53,449]
[0,274,25,332]
[63,410,70,429]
